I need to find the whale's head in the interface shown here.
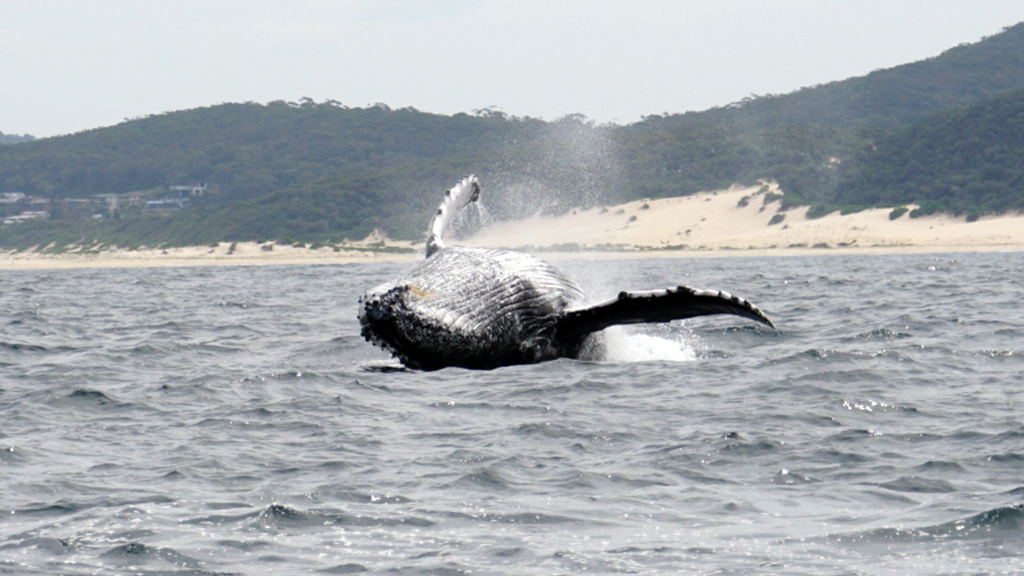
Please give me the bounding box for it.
[358,283,449,369]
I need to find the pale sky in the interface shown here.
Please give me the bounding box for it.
[3,0,1024,138]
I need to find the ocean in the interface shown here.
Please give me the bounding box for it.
[2,252,1023,575]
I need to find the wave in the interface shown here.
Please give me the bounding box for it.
[52,388,133,410]
[601,328,697,363]
[0,340,78,354]
[825,504,1024,545]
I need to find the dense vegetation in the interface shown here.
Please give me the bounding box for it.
[833,89,1024,217]
[0,131,34,145]
[613,120,857,206]
[2,22,1024,249]
[0,101,525,202]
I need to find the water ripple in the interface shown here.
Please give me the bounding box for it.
[2,254,1024,574]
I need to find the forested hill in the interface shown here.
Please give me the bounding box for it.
[0,131,34,144]
[833,88,1024,217]
[0,101,535,203]
[659,22,1024,130]
[614,22,1024,206]
[0,102,619,245]
[2,22,1024,249]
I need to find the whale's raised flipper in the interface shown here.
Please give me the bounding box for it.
[554,286,775,344]
[426,175,481,258]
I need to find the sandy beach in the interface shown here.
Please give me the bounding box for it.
[2,183,1023,270]
[0,240,421,270]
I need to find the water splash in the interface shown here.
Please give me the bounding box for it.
[448,200,494,240]
[474,201,495,228]
[482,115,623,221]
[601,327,697,363]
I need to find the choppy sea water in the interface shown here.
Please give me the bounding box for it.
[2,252,1024,575]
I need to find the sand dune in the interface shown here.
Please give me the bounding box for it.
[2,183,1022,269]
[465,183,1024,256]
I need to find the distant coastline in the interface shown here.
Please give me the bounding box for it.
[2,184,1022,270]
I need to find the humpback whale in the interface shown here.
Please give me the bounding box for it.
[359,176,774,370]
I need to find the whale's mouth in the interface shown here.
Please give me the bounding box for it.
[359,290,423,368]
[359,295,399,346]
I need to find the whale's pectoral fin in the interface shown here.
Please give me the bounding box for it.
[425,175,481,258]
[555,286,775,344]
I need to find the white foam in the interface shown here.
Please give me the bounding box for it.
[601,327,697,363]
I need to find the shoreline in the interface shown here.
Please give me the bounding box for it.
[2,242,1020,272]
[2,184,1023,270]
[2,241,1022,271]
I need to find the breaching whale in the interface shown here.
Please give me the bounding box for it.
[358,176,774,370]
